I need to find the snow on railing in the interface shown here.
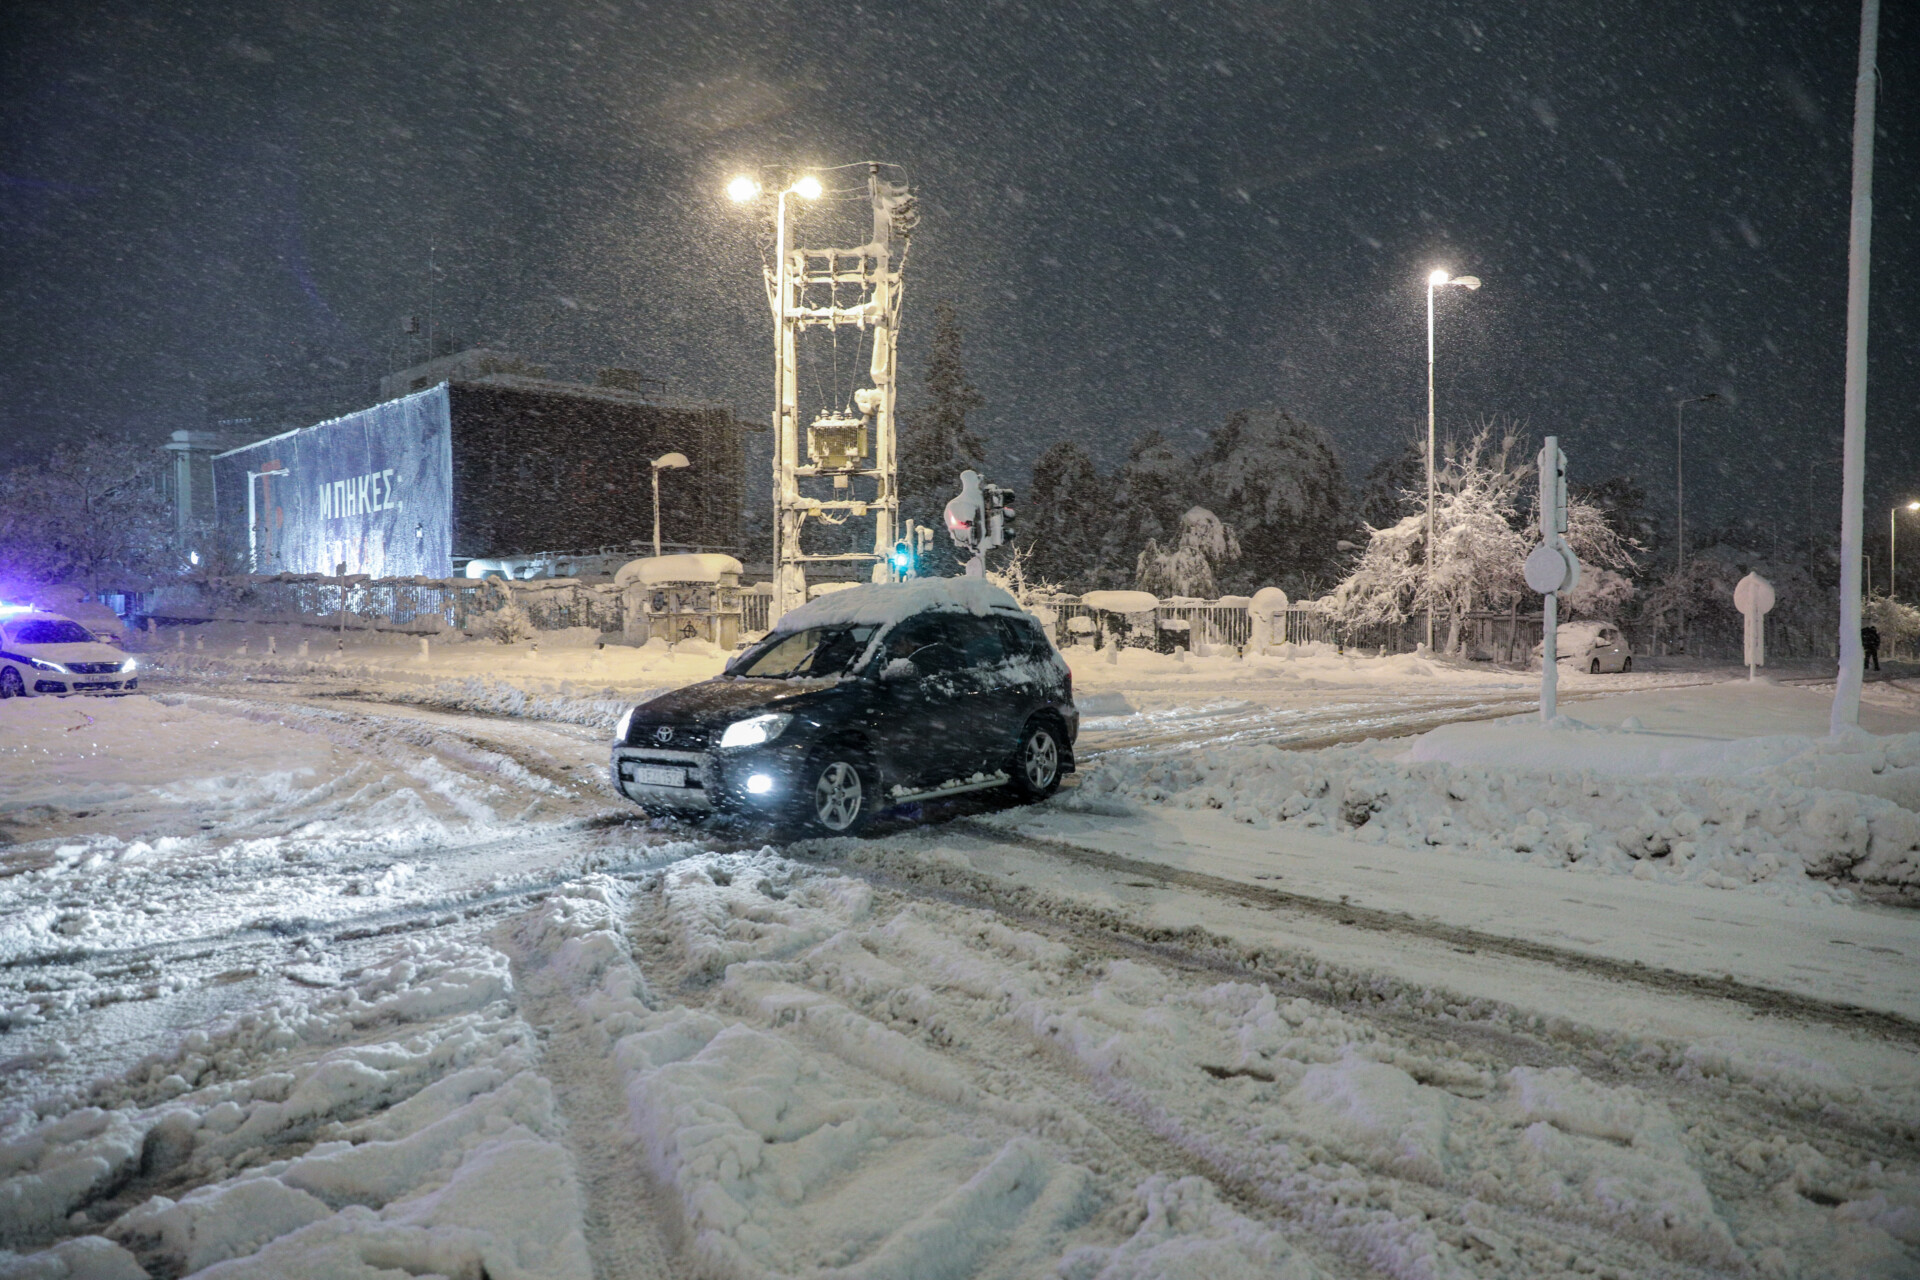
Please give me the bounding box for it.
[134,575,621,636]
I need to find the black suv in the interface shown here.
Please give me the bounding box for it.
[609,582,1077,834]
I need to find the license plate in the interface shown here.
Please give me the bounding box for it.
[625,764,686,787]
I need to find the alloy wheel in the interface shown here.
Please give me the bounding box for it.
[1022,729,1060,790]
[813,761,864,832]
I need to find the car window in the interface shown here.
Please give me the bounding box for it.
[947,616,1009,667]
[880,614,957,662]
[996,616,1053,661]
[732,625,876,678]
[12,620,94,645]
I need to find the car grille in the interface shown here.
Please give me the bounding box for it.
[67,662,124,674]
[626,722,710,751]
[72,681,123,692]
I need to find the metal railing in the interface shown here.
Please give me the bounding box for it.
[136,576,1428,656]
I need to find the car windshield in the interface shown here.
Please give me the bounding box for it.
[731,625,877,679]
[11,620,94,645]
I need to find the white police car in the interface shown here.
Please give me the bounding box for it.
[0,607,138,697]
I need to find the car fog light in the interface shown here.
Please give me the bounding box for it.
[746,773,775,795]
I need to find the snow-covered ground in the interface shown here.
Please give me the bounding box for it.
[3,637,1917,1278]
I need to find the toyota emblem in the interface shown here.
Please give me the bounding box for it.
[653,725,675,744]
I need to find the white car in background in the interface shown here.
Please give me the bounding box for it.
[0,608,139,697]
[1535,620,1632,674]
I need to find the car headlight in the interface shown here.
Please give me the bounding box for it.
[719,713,792,750]
[29,658,67,673]
[614,707,636,743]
[120,658,137,673]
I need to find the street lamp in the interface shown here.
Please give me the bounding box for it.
[246,467,289,573]
[1425,268,1480,652]
[1893,500,1920,601]
[727,170,823,615]
[1673,393,1719,654]
[651,452,690,558]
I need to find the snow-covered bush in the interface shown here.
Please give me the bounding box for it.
[1864,597,1920,651]
[470,591,536,643]
[1135,506,1241,598]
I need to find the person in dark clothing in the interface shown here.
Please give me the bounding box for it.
[1863,624,1881,671]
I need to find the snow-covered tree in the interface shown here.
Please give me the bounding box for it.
[1096,430,1192,589]
[898,301,985,574]
[1330,423,1637,651]
[1357,436,1424,533]
[1134,506,1241,598]
[1638,535,1836,657]
[0,435,173,595]
[1192,408,1349,596]
[1020,440,1105,591]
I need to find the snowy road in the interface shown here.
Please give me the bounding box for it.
[4,672,1918,1278]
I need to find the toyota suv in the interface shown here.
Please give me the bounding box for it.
[609,579,1076,834]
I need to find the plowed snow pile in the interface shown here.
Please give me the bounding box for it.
[1075,685,1920,900]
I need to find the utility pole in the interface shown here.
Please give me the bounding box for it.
[1833,0,1879,734]
[735,164,915,623]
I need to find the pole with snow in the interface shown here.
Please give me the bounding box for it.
[1832,0,1879,735]
[1525,437,1579,724]
[1424,270,1480,654]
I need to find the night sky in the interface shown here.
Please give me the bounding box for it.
[3,0,1915,552]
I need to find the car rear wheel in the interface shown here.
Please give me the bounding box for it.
[796,749,872,837]
[0,668,22,699]
[1623,656,1633,672]
[1007,718,1063,801]
[1589,658,1601,674]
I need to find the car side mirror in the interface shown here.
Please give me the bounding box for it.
[881,657,918,682]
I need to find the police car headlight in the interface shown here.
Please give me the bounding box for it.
[29,658,67,673]
[614,707,636,743]
[720,713,792,749]
[120,658,138,673]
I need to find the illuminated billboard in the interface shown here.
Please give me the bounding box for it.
[212,386,454,578]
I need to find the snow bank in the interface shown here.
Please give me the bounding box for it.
[1075,714,1920,899]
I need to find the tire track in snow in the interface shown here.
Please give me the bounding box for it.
[948,819,1920,1046]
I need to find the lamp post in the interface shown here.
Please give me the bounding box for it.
[1892,501,1919,601]
[650,452,690,558]
[1672,393,1719,654]
[246,467,289,573]
[1425,269,1480,652]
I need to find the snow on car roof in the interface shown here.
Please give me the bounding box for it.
[614,553,744,589]
[774,577,1022,631]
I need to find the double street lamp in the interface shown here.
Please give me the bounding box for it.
[1425,269,1480,652]
[1673,392,1720,653]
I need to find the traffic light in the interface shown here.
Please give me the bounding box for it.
[891,539,915,578]
[989,488,1015,543]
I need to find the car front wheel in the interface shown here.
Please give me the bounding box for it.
[1007,719,1063,801]
[1589,658,1601,674]
[1623,656,1633,672]
[0,667,22,699]
[796,749,872,836]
